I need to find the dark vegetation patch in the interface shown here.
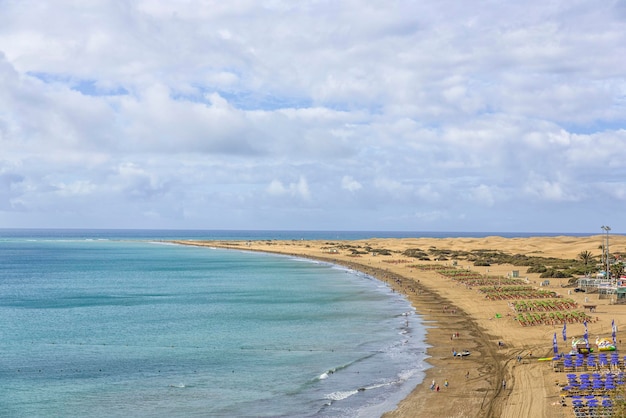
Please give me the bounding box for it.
[320,242,611,280]
[398,247,601,279]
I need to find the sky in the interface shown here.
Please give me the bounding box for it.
[1,1,625,233]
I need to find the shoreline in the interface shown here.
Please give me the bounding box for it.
[173,235,626,418]
[321,258,505,417]
[172,240,507,417]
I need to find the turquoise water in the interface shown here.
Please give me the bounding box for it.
[0,233,428,417]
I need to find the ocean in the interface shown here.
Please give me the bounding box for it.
[0,229,596,417]
[0,230,435,418]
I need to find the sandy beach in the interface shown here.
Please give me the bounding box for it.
[175,235,626,418]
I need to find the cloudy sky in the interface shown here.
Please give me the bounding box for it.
[1,1,625,233]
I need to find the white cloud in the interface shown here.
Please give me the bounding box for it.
[341,176,362,192]
[267,177,310,200]
[470,184,496,207]
[0,0,625,232]
[523,172,580,202]
[267,179,287,196]
[374,178,412,195]
[53,180,96,197]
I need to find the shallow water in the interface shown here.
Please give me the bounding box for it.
[0,233,428,417]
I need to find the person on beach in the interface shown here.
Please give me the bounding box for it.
[430,380,435,390]
[436,385,440,392]
[444,379,448,388]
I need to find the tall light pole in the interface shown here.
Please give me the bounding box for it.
[601,227,605,266]
[602,225,611,281]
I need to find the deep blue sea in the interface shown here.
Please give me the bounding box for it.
[0,229,595,417]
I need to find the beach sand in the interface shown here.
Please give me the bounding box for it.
[175,235,626,418]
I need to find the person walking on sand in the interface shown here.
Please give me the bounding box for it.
[444,379,448,388]
[436,385,440,392]
[502,379,506,389]
[430,380,435,390]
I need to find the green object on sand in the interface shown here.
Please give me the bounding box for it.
[495,313,502,318]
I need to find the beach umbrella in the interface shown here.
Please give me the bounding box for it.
[587,356,597,368]
[563,322,567,342]
[553,332,558,355]
[564,357,573,368]
[587,399,599,408]
[611,354,620,367]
